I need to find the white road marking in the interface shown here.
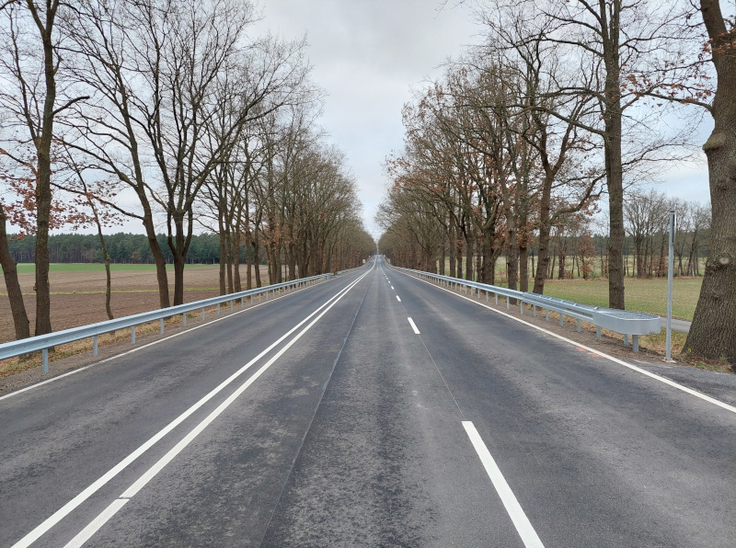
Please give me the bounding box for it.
[10,272,370,548]
[463,421,545,548]
[0,280,321,403]
[63,499,129,548]
[399,270,736,416]
[66,285,356,546]
[407,317,420,335]
[396,296,401,302]
[391,286,394,290]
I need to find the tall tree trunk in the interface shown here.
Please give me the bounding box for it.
[465,237,473,281]
[32,0,59,337]
[253,229,262,288]
[685,0,736,363]
[90,201,114,320]
[448,222,456,278]
[245,240,253,291]
[233,232,242,293]
[0,206,31,339]
[225,229,234,294]
[218,217,227,295]
[604,16,626,309]
[143,215,170,308]
[533,190,552,294]
[519,244,528,292]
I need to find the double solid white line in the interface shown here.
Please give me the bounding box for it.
[14,271,371,548]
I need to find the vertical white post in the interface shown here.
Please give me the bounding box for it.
[93,335,98,356]
[666,210,675,362]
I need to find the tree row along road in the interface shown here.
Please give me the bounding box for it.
[1,257,734,547]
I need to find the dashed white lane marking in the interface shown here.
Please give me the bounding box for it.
[396,296,401,302]
[463,421,545,548]
[402,271,736,416]
[391,286,394,290]
[407,317,420,335]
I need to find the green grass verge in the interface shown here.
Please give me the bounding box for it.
[542,277,701,321]
[12,263,218,274]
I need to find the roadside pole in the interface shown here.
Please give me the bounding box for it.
[666,210,675,362]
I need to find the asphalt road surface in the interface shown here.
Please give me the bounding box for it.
[2,256,734,547]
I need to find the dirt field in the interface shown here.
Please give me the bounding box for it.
[0,266,270,344]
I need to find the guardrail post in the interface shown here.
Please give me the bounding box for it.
[160,318,164,333]
[202,308,205,320]
[624,334,629,347]
[495,294,498,305]
[486,291,489,302]
[577,319,581,332]
[596,326,601,338]
[533,304,536,317]
[559,313,564,326]
[183,313,187,326]
[217,303,221,316]
[546,309,549,321]
[230,300,233,311]
[520,301,523,314]
[241,297,245,307]
[93,335,98,356]
[42,348,48,374]
[506,296,510,309]
[633,335,639,352]
[131,326,136,344]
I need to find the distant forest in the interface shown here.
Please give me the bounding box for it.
[6,233,241,265]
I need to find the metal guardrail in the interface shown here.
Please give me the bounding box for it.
[392,266,661,352]
[0,273,334,374]
[336,260,373,276]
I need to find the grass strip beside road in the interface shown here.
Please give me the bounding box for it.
[542,277,701,321]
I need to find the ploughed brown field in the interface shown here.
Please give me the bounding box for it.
[0,266,270,344]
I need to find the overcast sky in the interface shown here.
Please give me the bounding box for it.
[251,0,712,242]
[252,0,484,239]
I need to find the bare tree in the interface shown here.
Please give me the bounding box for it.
[476,0,698,308]
[684,0,736,363]
[61,0,310,306]
[0,0,86,335]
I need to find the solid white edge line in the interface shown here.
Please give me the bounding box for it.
[398,270,736,416]
[407,317,420,335]
[62,499,129,548]
[396,296,401,302]
[0,281,322,403]
[10,271,371,548]
[462,421,545,548]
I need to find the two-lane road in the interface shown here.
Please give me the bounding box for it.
[2,256,734,547]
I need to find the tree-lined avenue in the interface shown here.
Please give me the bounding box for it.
[1,256,734,547]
